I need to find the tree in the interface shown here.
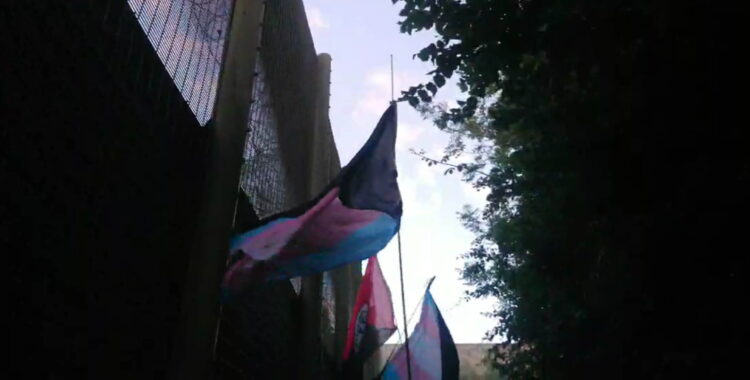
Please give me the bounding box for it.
[393,0,746,378]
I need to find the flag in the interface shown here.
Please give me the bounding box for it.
[343,256,397,366]
[223,104,401,289]
[382,282,459,380]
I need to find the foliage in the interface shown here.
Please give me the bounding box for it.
[393,0,746,378]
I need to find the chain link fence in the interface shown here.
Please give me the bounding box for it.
[126,0,232,125]
[238,56,292,219]
[123,0,354,378]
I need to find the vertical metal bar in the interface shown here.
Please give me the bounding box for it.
[391,54,395,102]
[391,55,411,379]
[397,231,413,380]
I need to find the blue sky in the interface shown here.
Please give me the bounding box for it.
[302,0,497,343]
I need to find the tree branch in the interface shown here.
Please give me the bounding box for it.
[409,149,490,177]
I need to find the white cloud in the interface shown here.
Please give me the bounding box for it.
[307,7,329,30]
[462,182,490,208]
[352,69,392,121]
[352,67,422,121]
[430,190,443,208]
[398,176,428,218]
[416,160,438,186]
[352,92,390,121]
[306,7,329,43]
[395,121,425,151]
[366,70,390,88]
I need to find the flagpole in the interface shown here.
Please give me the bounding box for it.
[397,232,413,380]
[391,53,412,380]
[390,54,395,102]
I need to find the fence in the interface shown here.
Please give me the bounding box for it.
[4,1,210,377]
[4,0,358,378]
[214,1,350,377]
[126,0,233,125]
[239,56,292,218]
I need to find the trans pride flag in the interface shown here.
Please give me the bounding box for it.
[382,282,459,380]
[223,104,401,289]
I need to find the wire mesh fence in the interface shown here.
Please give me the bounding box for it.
[322,271,336,335]
[5,0,354,377]
[238,56,292,219]
[120,0,348,376]
[126,0,233,126]
[4,1,216,377]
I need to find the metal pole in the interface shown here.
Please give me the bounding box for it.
[391,55,411,380]
[390,54,395,102]
[397,232,413,380]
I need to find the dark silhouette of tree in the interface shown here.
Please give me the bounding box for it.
[393,0,746,378]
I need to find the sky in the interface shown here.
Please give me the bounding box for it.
[302,0,498,344]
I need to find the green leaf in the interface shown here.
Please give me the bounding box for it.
[407,96,419,107]
[417,89,432,102]
[434,74,446,87]
[426,82,438,95]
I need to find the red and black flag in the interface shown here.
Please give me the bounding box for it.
[343,256,397,368]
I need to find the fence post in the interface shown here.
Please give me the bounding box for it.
[169,1,265,379]
[297,51,333,379]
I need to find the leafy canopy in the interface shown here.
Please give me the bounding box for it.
[392,0,746,378]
